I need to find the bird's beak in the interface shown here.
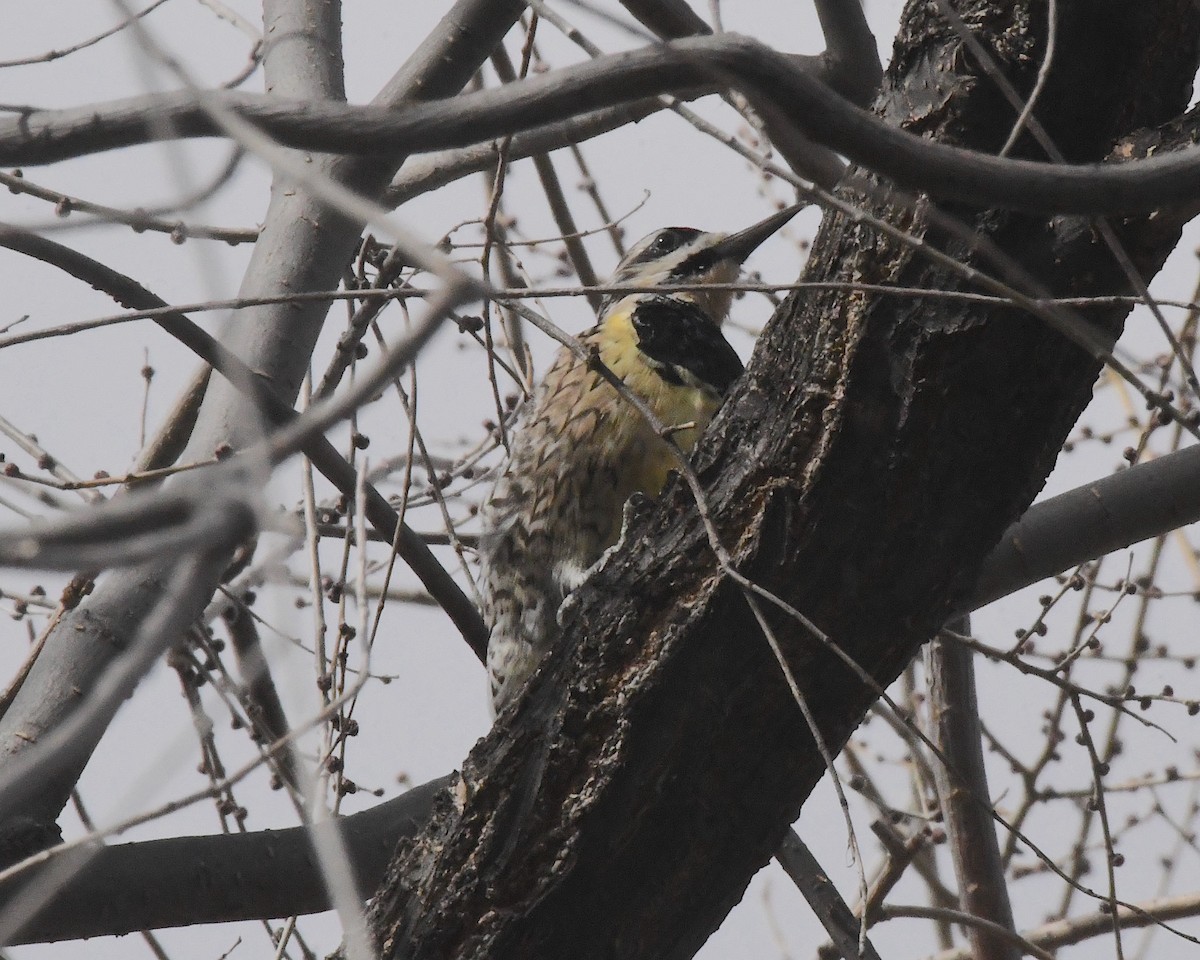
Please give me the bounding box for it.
[705,203,804,264]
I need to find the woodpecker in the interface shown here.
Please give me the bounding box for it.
[480,204,800,712]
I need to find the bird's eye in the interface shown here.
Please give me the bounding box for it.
[652,230,681,254]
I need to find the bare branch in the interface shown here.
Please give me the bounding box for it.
[0,777,449,943]
[925,622,1020,960]
[812,0,883,107]
[922,891,1200,960]
[0,225,487,652]
[617,0,712,39]
[0,544,246,852]
[969,443,1200,612]
[0,0,521,845]
[776,829,884,960]
[876,904,1056,960]
[383,100,667,207]
[5,36,1200,217]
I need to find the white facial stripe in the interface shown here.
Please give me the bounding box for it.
[611,232,730,287]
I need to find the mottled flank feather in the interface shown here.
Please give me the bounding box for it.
[480,298,738,712]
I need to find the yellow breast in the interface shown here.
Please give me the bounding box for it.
[592,302,721,502]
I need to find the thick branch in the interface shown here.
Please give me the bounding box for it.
[812,0,882,107]
[383,100,667,207]
[618,0,711,40]
[5,428,1199,937]
[969,443,1200,610]
[5,36,1200,215]
[367,5,1200,959]
[1,777,448,943]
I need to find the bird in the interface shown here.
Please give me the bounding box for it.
[479,204,801,713]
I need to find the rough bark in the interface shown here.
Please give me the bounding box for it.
[367,3,1200,959]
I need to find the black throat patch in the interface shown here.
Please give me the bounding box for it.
[629,296,744,395]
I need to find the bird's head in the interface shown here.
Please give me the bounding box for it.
[601,203,801,322]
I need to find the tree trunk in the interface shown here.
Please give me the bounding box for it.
[368,2,1200,958]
